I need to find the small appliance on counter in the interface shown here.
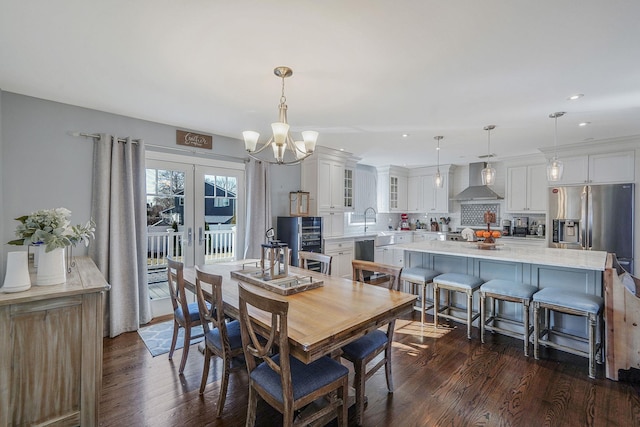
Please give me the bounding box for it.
[400,213,410,230]
[502,219,511,236]
[513,216,529,237]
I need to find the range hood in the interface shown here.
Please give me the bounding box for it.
[452,162,503,201]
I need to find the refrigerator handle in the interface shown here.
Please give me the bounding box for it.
[580,188,587,249]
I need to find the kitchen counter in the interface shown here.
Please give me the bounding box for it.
[395,240,606,271]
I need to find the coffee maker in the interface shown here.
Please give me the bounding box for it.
[502,219,511,236]
[513,216,529,237]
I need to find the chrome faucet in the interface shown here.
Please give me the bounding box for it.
[363,206,377,233]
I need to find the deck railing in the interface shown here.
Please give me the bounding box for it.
[147,228,236,267]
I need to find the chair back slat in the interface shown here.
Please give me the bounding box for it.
[298,251,332,275]
[351,259,403,291]
[194,267,225,338]
[167,257,190,316]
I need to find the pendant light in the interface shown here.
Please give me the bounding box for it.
[547,112,565,181]
[481,125,496,186]
[433,136,444,188]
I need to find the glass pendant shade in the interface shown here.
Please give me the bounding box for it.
[434,170,444,188]
[242,131,260,152]
[271,142,286,163]
[271,122,290,146]
[482,165,496,185]
[547,157,564,181]
[294,141,306,159]
[301,130,318,153]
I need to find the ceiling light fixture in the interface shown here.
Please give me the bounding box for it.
[481,125,496,186]
[578,121,591,127]
[567,94,584,100]
[433,136,444,188]
[547,112,566,181]
[242,66,318,165]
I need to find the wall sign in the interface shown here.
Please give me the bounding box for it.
[176,130,213,150]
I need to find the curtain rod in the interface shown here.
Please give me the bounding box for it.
[71,131,248,163]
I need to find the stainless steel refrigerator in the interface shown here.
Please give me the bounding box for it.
[549,183,634,273]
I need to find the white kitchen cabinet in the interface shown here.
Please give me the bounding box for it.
[506,163,547,213]
[320,210,344,237]
[377,166,409,213]
[343,167,355,211]
[374,246,404,266]
[422,173,450,213]
[324,239,354,278]
[407,175,422,212]
[302,146,355,215]
[552,151,635,185]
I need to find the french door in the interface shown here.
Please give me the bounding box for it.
[145,151,245,315]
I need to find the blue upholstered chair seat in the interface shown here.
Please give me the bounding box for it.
[341,330,388,360]
[481,279,538,299]
[251,354,349,404]
[204,319,243,350]
[533,288,603,314]
[434,273,483,290]
[175,301,204,323]
[401,267,439,283]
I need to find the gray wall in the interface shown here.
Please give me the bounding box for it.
[0,91,296,278]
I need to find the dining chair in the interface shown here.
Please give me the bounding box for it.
[194,266,244,417]
[167,257,205,374]
[298,250,332,275]
[238,284,349,427]
[343,259,403,425]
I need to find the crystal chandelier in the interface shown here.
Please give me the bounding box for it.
[547,112,565,181]
[481,125,496,185]
[433,136,444,188]
[242,67,318,165]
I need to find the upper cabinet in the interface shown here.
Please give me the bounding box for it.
[506,163,547,213]
[407,165,454,214]
[302,147,356,213]
[377,166,408,213]
[343,158,357,212]
[551,151,635,185]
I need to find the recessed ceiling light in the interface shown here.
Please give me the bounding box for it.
[578,121,591,127]
[567,93,584,100]
[339,148,344,151]
[402,133,409,138]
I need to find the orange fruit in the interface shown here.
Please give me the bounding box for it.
[492,230,501,238]
[475,230,484,237]
[482,231,490,238]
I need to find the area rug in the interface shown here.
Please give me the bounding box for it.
[138,321,204,357]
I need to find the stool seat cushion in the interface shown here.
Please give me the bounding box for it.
[533,287,603,314]
[434,273,483,290]
[402,267,439,283]
[481,279,538,300]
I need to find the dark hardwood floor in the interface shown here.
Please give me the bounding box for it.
[100,312,640,426]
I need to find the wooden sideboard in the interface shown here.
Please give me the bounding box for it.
[0,256,109,426]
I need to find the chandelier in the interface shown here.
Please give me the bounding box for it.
[547,112,565,181]
[242,66,318,165]
[481,125,497,185]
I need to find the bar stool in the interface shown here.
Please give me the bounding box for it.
[401,267,440,324]
[433,273,484,339]
[480,279,538,356]
[532,288,604,379]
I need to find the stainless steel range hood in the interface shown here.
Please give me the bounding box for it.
[452,162,503,201]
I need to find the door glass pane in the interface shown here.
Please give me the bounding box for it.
[203,173,237,264]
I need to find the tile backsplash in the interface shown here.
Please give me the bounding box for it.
[461,204,499,226]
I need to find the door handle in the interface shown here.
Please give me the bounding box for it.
[199,227,204,245]
[187,227,193,247]
[580,188,587,249]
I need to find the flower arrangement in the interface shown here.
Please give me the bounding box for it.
[8,208,95,252]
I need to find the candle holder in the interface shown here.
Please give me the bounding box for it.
[260,241,290,280]
[2,251,31,293]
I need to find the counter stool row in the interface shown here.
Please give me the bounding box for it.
[401,268,604,379]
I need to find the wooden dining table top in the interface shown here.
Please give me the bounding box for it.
[182,261,416,364]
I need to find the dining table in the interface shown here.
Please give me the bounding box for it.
[182,260,417,364]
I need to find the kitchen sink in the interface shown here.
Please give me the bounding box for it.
[375,233,395,246]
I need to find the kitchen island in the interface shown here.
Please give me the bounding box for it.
[394,240,607,337]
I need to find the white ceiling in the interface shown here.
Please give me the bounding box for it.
[2,1,640,167]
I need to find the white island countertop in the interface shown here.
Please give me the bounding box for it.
[395,240,607,271]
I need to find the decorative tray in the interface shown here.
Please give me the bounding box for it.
[230,268,323,295]
[472,242,502,250]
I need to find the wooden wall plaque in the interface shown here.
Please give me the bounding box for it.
[176,130,212,150]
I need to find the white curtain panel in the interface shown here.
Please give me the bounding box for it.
[244,159,272,259]
[89,134,152,337]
